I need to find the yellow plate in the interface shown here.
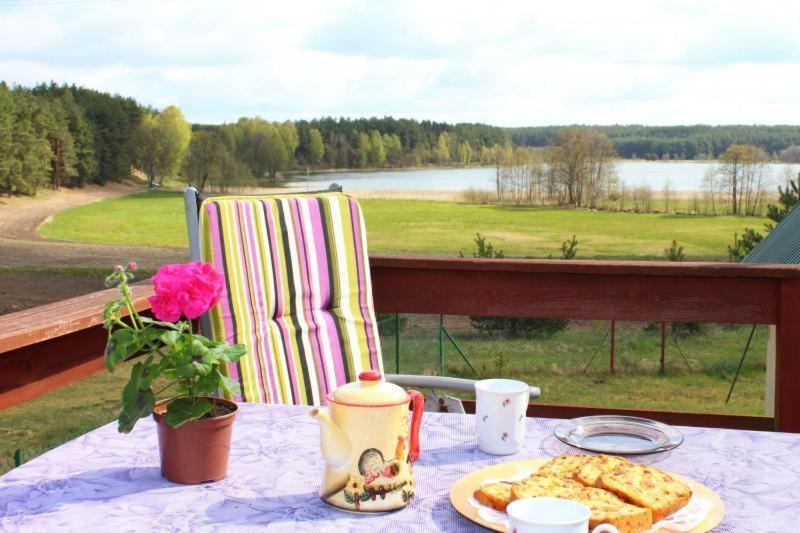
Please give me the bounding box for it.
[449,458,724,532]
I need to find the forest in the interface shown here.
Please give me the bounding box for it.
[508,124,800,161]
[3,81,800,197]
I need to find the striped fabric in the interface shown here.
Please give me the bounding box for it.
[198,192,383,406]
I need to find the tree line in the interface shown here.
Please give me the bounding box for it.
[186,116,511,192]
[0,82,140,195]
[495,127,795,217]
[508,125,800,161]
[1,82,513,195]
[5,81,800,197]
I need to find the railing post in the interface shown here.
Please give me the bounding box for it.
[395,313,400,374]
[776,279,800,432]
[660,322,666,373]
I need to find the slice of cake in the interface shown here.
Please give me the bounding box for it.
[536,454,590,478]
[576,454,632,487]
[576,487,653,533]
[473,482,513,512]
[510,474,585,501]
[599,463,692,522]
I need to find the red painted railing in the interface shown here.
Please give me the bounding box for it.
[2,256,799,431]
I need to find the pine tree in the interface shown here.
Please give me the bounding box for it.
[0,82,13,195]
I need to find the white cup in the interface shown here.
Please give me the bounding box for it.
[507,497,619,533]
[475,378,529,455]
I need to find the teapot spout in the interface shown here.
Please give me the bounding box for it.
[310,407,351,468]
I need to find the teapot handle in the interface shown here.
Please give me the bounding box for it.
[407,390,424,463]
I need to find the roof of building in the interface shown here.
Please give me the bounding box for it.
[743,204,800,264]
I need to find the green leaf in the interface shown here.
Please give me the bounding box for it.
[118,363,155,433]
[195,370,221,396]
[191,338,210,357]
[163,397,213,428]
[137,357,161,391]
[105,328,139,372]
[158,330,181,346]
[209,343,246,363]
[218,372,241,398]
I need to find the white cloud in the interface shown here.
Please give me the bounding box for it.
[1,0,799,125]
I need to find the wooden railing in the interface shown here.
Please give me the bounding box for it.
[2,256,800,432]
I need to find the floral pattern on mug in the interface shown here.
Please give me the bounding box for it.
[518,414,523,422]
[501,398,510,407]
[501,431,509,441]
[482,415,488,422]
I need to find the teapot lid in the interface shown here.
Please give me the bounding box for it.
[332,371,409,406]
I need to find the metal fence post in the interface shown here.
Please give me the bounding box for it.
[660,322,667,373]
[439,314,445,376]
[609,320,616,374]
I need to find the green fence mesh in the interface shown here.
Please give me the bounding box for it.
[378,314,769,416]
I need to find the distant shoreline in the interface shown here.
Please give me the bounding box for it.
[285,159,799,177]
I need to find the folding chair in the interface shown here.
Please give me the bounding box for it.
[184,186,540,411]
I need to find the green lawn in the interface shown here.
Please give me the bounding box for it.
[38,191,763,260]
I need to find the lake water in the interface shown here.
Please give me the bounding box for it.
[289,162,797,192]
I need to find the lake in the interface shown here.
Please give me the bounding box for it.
[289,161,797,192]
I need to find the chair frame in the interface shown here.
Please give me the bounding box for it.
[182,186,540,409]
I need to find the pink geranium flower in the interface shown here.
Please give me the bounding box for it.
[148,261,225,322]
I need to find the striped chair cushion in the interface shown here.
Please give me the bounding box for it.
[199,192,383,405]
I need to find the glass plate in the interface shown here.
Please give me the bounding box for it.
[553,415,684,454]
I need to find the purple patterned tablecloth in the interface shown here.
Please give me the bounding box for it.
[1,403,799,532]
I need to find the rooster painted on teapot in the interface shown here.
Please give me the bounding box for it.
[310,371,424,512]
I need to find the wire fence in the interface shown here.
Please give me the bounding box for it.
[378,314,769,415]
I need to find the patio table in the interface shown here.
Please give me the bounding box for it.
[1,403,798,532]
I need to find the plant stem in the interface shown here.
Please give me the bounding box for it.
[153,379,180,397]
[113,317,132,330]
[118,273,141,330]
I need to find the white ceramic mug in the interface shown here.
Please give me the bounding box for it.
[475,378,529,455]
[506,497,619,533]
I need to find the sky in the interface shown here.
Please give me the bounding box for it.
[1,0,799,126]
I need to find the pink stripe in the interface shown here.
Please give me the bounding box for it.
[231,201,269,403]
[321,311,346,389]
[314,199,346,386]
[241,200,279,404]
[205,203,240,393]
[291,199,329,400]
[263,199,301,403]
[309,199,331,307]
[349,198,379,371]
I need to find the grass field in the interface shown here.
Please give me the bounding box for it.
[38,190,764,260]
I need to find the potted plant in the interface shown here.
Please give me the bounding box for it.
[103,261,246,484]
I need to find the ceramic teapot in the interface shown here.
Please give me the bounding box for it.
[310,371,424,512]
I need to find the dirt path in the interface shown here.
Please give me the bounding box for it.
[0,183,188,270]
[0,184,188,313]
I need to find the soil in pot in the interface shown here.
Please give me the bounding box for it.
[153,397,237,484]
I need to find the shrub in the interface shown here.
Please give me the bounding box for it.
[461,187,493,205]
[377,313,408,336]
[664,240,685,261]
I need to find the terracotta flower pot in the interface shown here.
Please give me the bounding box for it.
[152,397,237,484]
